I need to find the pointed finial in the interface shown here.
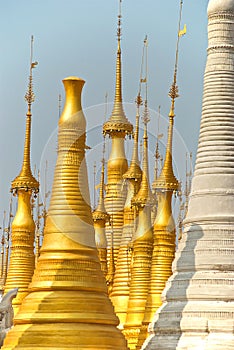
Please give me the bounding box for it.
[11,35,39,193]
[103,0,133,136]
[141,36,150,126]
[25,35,38,114]
[117,0,122,48]
[131,36,153,207]
[152,106,163,188]
[168,0,185,117]
[155,1,185,191]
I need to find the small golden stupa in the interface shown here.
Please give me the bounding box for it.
[4,36,39,315]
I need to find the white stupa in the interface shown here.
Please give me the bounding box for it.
[142,0,234,349]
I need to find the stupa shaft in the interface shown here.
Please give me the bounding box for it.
[2,77,128,350]
[143,1,234,349]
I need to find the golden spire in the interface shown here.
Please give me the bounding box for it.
[2,77,128,350]
[152,106,162,191]
[102,0,132,269]
[4,37,39,313]
[155,0,185,192]
[132,36,152,208]
[11,35,39,192]
[103,0,133,136]
[137,3,185,347]
[109,48,144,327]
[93,137,109,277]
[123,94,142,182]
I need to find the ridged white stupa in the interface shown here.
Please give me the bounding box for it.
[142,1,234,349]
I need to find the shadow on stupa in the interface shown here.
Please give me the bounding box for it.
[142,224,203,350]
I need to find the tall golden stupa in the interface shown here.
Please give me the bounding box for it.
[4,36,39,314]
[2,77,128,349]
[103,0,133,267]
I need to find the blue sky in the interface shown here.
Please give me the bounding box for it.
[0,0,209,216]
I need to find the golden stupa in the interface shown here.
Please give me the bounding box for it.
[4,36,39,314]
[110,92,142,328]
[136,4,183,346]
[2,77,128,350]
[124,99,154,350]
[103,0,133,267]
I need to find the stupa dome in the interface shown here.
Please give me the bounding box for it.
[208,0,234,15]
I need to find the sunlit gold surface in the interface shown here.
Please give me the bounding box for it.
[110,111,141,327]
[2,77,128,350]
[4,49,39,314]
[4,190,35,314]
[124,121,153,350]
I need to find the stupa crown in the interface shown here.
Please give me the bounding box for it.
[208,0,234,14]
[103,0,133,136]
[11,35,39,193]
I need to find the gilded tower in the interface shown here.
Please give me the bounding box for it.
[137,2,184,346]
[143,1,234,349]
[4,36,39,314]
[110,92,142,327]
[124,96,154,350]
[2,77,128,350]
[93,140,109,277]
[103,0,133,266]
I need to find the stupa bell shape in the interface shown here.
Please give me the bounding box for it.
[143,1,234,349]
[2,77,128,350]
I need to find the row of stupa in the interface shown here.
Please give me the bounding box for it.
[0,0,233,349]
[0,1,188,349]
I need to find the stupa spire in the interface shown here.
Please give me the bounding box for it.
[137,3,184,347]
[103,0,132,134]
[93,136,109,277]
[109,39,145,328]
[2,77,128,350]
[103,0,133,268]
[4,36,39,313]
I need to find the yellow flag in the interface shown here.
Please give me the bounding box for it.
[31,61,38,68]
[179,24,187,37]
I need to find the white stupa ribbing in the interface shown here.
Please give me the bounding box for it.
[142,1,234,349]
